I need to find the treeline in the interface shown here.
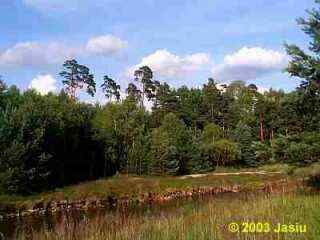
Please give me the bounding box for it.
[1,70,319,194]
[1,1,320,195]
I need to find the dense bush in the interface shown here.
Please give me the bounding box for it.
[254,133,320,166]
[251,141,272,164]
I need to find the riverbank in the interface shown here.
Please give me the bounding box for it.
[0,163,318,218]
[14,190,320,240]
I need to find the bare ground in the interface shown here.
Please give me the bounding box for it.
[178,171,282,179]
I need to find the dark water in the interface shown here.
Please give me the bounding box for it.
[1,208,108,239]
[0,192,257,239]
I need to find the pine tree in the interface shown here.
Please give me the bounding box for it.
[234,122,256,166]
[59,59,96,100]
[285,0,320,130]
[101,75,121,102]
[0,76,6,92]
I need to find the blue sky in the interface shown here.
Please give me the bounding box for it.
[0,0,316,100]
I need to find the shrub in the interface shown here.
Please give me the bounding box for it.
[287,142,313,164]
[271,133,320,165]
[252,141,272,164]
[307,173,320,189]
[201,139,238,167]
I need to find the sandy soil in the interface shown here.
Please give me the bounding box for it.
[178,171,282,179]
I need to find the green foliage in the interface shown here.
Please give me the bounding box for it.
[200,123,237,168]
[134,66,159,101]
[150,128,172,175]
[251,141,272,164]
[202,78,223,125]
[233,122,256,166]
[60,59,96,99]
[126,83,142,104]
[0,76,6,93]
[285,1,320,131]
[176,86,203,127]
[202,123,223,144]
[201,139,237,168]
[287,142,313,164]
[270,133,320,165]
[150,113,197,175]
[0,89,105,194]
[92,99,150,175]
[2,60,319,195]
[101,76,121,101]
[214,139,237,166]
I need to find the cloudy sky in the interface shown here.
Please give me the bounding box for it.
[0,0,315,99]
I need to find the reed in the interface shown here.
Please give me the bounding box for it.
[16,192,320,240]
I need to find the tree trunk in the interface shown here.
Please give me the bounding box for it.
[270,128,274,141]
[259,112,264,142]
[211,104,214,122]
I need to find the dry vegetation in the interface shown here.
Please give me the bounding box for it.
[16,192,320,240]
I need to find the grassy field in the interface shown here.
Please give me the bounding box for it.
[16,191,320,240]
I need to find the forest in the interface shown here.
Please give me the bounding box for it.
[1,2,320,196]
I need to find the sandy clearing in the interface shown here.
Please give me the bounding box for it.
[178,171,283,179]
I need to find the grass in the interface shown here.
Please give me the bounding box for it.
[290,162,320,178]
[0,166,288,210]
[15,191,320,240]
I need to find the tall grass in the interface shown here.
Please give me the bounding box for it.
[16,192,320,240]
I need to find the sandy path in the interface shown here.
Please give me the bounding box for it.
[178,171,282,179]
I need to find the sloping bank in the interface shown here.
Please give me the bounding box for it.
[0,171,296,219]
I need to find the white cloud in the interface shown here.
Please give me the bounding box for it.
[86,35,127,56]
[0,42,76,68]
[212,47,288,82]
[0,34,126,68]
[29,74,57,95]
[22,0,119,13]
[22,0,78,11]
[127,49,211,79]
